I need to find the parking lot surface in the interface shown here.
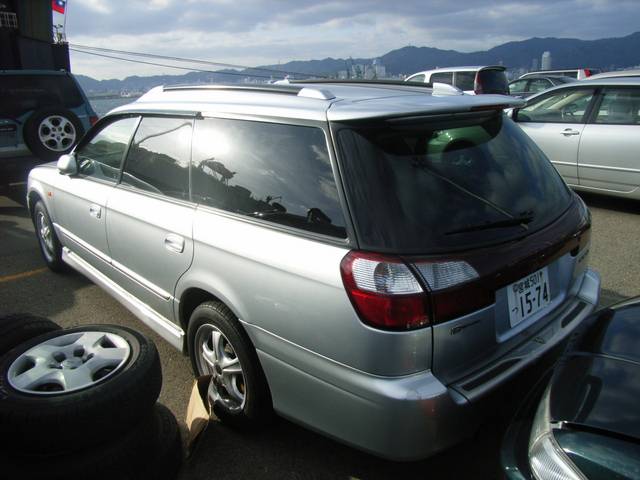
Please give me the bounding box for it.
[1,170,638,479]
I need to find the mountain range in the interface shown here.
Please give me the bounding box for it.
[76,31,640,95]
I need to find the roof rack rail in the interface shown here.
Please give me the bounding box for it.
[162,83,303,95]
[161,83,336,100]
[293,79,433,88]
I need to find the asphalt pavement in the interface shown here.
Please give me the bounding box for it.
[1,168,638,479]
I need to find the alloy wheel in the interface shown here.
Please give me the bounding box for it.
[195,323,246,411]
[37,115,77,152]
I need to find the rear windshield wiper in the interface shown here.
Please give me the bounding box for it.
[445,214,534,235]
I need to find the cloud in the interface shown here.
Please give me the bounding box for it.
[66,0,639,79]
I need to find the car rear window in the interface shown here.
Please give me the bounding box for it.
[334,112,572,254]
[0,75,84,117]
[477,69,509,94]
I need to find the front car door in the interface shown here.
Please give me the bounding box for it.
[54,116,140,274]
[514,87,596,186]
[106,115,195,323]
[578,87,640,194]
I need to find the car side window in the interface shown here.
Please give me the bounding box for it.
[408,74,425,83]
[594,89,640,125]
[528,79,551,94]
[121,116,193,200]
[509,80,528,94]
[75,116,139,183]
[430,72,453,85]
[517,89,594,123]
[191,118,347,239]
[455,72,475,91]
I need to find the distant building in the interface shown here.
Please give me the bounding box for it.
[337,70,349,80]
[541,51,552,70]
[373,61,386,79]
[531,58,539,71]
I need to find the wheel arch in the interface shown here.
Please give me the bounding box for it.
[177,285,250,354]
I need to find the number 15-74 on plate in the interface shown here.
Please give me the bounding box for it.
[507,267,551,328]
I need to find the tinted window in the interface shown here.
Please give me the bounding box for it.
[335,114,571,253]
[430,72,453,85]
[455,72,476,91]
[509,80,528,94]
[0,75,84,117]
[477,69,509,94]
[594,89,640,125]
[122,117,192,200]
[408,74,426,83]
[528,78,551,93]
[76,117,139,183]
[517,89,594,123]
[192,118,346,238]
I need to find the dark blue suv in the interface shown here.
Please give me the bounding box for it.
[0,70,97,162]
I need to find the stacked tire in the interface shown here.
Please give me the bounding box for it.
[0,316,183,480]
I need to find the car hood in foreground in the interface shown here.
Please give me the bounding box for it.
[549,300,640,441]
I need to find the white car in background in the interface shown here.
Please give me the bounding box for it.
[406,66,509,95]
[511,77,640,200]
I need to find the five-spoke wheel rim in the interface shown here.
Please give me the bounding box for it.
[195,324,246,411]
[7,331,131,395]
[36,211,54,256]
[37,115,76,152]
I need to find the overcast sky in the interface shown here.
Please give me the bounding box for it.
[59,0,640,80]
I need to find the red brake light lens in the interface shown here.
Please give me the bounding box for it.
[89,115,99,126]
[584,69,592,77]
[340,251,429,330]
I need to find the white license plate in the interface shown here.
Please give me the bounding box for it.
[507,267,551,327]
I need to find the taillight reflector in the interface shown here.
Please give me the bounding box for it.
[341,251,429,330]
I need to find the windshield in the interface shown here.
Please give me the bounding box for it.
[334,113,572,253]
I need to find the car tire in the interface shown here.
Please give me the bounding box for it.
[33,199,67,272]
[0,403,181,480]
[23,107,84,161]
[187,301,272,428]
[0,313,60,358]
[129,403,183,480]
[0,325,162,455]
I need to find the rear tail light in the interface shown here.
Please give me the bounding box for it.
[584,69,592,77]
[341,252,495,330]
[89,115,99,126]
[340,251,429,330]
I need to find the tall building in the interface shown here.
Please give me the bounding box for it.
[531,58,539,71]
[541,51,552,71]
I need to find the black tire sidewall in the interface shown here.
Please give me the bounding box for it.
[0,314,60,358]
[0,324,162,454]
[23,107,84,161]
[33,199,65,271]
[187,302,272,427]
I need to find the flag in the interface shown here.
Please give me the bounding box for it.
[52,0,66,14]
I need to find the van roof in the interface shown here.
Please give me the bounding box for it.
[111,80,524,122]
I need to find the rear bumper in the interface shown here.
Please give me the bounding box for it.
[250,268,600,461]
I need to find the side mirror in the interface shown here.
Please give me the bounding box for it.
[57,154,78,176]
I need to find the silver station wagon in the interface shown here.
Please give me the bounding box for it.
[27,80,600,460]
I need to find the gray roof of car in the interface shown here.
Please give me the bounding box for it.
[583,69,640,80]
[524,76,640,102]
[110,81,524,122]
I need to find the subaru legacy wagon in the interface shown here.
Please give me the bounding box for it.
[26,80,600,460]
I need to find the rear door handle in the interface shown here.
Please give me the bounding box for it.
[164,234,185,253]
[89,204,101,218]
[561,128,581,136]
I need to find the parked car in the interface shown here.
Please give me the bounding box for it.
[508,75,576,98]
[0,70,97,162]
[406,66,509,94]
[501,297,640,480]
[520,68,601,81]
[585,68,640,80]
[27,80,600,460]
[511,77,640,200]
